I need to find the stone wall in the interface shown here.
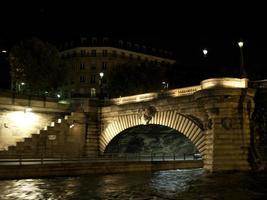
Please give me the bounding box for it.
[195,88,255,171]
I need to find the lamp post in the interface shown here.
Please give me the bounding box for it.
[99,72,104,99]
[18,82,25,93]
[202,48,209,71]
[162,81,168,90]
[238,41,247,78]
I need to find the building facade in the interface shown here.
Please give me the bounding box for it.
[60,38,176,98]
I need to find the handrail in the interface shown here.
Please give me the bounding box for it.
[0,153,202,166]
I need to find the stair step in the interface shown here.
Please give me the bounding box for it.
[32,133,40,138]
[24,138,32,143]
[8,146,16,151]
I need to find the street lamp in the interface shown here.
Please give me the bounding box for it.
[162,81,168,90]
[99,72,104,99]
[18,82,25,92]
[99,72,104,79]
[202,48,208,57]
[238,40,247,78]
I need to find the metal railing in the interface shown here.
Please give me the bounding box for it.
[0,153,202,166]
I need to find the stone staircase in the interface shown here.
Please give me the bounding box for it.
[0,112,87,159]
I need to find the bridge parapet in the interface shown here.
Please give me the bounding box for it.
[0,93,71,112]
[201,77,248,89]
[110,85,201,105]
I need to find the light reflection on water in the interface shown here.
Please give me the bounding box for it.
[0,169,267,199]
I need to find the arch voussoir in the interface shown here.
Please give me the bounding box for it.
[100,111,205,155]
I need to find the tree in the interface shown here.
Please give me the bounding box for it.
[9,37,66,95]
[108,62,166,98]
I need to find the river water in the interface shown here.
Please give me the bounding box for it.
[0,169,267,200]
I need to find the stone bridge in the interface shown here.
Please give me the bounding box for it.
[91,77,254,172]
[0,78,255,172]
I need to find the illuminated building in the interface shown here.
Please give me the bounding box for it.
[60,37,176,97]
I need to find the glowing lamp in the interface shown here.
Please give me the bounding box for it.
[25,107,32,113]
[238,41,244,48]
[203,49,208,56]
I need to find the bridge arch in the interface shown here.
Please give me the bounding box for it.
[99,111,206,155]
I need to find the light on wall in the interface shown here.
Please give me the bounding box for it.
[25,107,32,113]
[6,110,39,129]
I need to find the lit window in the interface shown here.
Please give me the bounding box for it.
[91,88,96,97]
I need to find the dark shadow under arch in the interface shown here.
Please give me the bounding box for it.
[105,124,199,157]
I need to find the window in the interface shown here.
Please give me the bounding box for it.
[90,75,96,83]
[80,37,87,44]
[92,37,97,45]
[91,88,96,97]
[91,64,96,70]
[127,42,132,48]
[81,50,86,56]
[102,50,108,57]
[80,63,85,70]
[80,76,85,83]
[112,50,117,57]
[102,37,109,44]
[91,50,96,57]
[102,62,107,70]
[121,52,125,58]
[118,40,123,47]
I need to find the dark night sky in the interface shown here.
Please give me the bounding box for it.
[1,2,267,89]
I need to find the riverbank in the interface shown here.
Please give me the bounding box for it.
[0,160,203,180]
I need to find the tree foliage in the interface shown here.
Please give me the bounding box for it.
[108,62,167,98]
[9,38,66,94]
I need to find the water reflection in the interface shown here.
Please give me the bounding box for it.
[1,169,267,199]
[149,169,204,196]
